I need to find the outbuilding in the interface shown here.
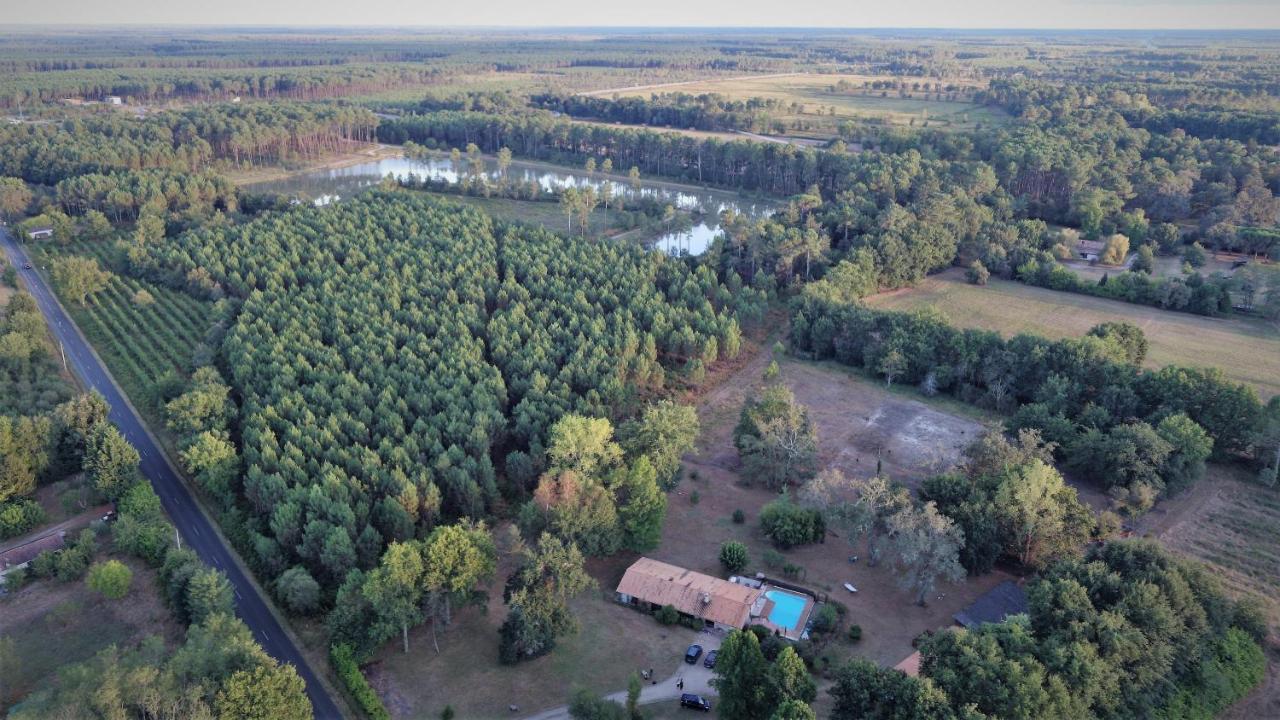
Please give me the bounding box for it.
[26,225,53,241]
[953,580,1028,629]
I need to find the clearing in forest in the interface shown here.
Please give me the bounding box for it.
[652,343,1003,694]
[608,73,1009,134]
[867,269,1280,399]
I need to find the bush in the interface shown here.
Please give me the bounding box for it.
[719,541,749,573]
[4,566,28,592]
[763,549,785,569]
[732,509,746,524]
[655,604,680,625]
[331,643,392,720]
[811,604,838,634]
[690,490,700,505]
[1231,597,1269,644]
[0,499,47,540]
[847,624,863,642]
[86,559,133,599]
[759,494,825,549]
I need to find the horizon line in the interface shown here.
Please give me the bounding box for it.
[2,23,1280,32]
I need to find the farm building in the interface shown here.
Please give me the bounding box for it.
[953,579,1028,629]
[26,225,53,240]
[616,557,763,630]
[0,531,67,581]
[1076,238,1106,262]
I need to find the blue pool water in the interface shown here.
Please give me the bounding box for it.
[765,589,807,629]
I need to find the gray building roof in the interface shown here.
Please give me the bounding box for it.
[954,580,1028,629]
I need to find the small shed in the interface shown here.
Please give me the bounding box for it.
[26,225,53,241]
[1076,239,1105,262]
[105,96,123,105]
[953,580,1028,629]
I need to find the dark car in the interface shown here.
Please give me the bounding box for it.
[702,649,718,668]
[23,263,32,269]
[684,644,703,664]
[680,694,711,712]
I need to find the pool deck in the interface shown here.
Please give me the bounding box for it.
[750,586,816,641]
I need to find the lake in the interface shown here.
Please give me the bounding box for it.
[246,153,782,256]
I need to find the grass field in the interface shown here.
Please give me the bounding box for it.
[32,240,217,417]
[608,73,1009,134]
[361,543,693,719]
[0,553,180,710]
[866,270,1280,399]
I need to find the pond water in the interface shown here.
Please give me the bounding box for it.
[246,153,782,256]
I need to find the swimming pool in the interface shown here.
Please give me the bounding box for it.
[765,589,808,630]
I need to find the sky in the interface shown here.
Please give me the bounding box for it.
[4,0,1280,29]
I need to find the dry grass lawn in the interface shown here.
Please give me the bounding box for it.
[867,269,1280,399]
[362,543,695,719]
[653,341,1009,689]
[609,73,1009,134]
[1150,469,1280,719]
[0,553,180,710]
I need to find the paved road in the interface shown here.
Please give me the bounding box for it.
[1,230,343,719]
[521,630,723,720]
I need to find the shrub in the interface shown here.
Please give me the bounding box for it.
[4,566,28,592]
[719,541,749,573]
[1231,597,1269,644]
[655,604,680,625]
[847,624,863,642]
[690,490,700,505]
[759,494,825,549]
[811,604,838,634]
[763,549,785,569]
[86,559,133,599]
[732,508,746,524]
[331,643,392,720]
[0,499,47,540]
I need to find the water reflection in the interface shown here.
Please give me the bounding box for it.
[246,153,781,256]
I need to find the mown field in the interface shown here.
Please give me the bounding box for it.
[867,270,1280,399]
[608,73,1009,134]
[32,240,217,417]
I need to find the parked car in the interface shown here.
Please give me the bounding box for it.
[680,694,711,712]
[703,649,718,668]
[684,644,703,664]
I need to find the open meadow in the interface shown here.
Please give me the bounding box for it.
[867,269,1280,399]
[605,73,1010,135]
[0,553,180,710]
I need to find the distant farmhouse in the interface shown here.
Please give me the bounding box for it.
[1076,238,1106,262]
[26,225,54,241]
